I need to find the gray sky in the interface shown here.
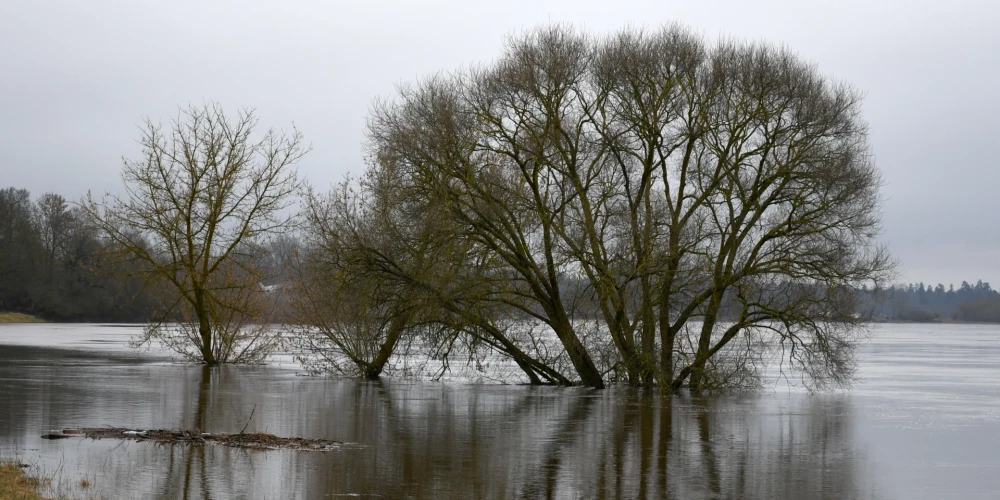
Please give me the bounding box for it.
[2,0,998,287]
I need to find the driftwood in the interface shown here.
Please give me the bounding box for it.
[41,428,344,452]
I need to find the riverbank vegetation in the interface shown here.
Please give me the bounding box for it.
[0,461,49,500]
[0,313,44,323]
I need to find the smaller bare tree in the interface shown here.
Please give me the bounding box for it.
[84,103,307,364]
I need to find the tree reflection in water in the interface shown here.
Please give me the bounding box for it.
[298,384,864,499]
[0,348,869,499]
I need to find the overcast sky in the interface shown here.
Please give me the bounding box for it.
[2,0,997,287]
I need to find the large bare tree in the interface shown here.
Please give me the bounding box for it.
[84,103,307,364]
[298,24,894,391]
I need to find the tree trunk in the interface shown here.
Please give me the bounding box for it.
[658,288,674,390]
[687,291,722,393]
[465,309,573,385]
[194,289,216,365]
[552,313,605,388]
[512,357,543,385]
[640,277,656,387]
[365,313,409,379]
[506,342,572,386]
[615,315,643,387]
[198,317,215,365]
[594,295,641,385]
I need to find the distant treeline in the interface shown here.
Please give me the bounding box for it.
[3,185,998,325]
[0,187,156,321]
[867,281,1000,323]
[0,186,294,323]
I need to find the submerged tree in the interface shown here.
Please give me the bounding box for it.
[292,168,573,384]
[84,103,307,364]
[297,24,894,390]
[289,180,415,379]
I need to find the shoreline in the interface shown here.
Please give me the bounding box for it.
[0,461,50,499]
[0,313,45,324]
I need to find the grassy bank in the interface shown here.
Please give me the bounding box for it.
[0,313,44,324]
[0,461,49,500]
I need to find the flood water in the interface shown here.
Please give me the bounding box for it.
[0,323,998,499]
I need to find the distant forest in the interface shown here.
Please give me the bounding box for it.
[0,187,155,321]
[2,185,999,324]
[868,280,1000,323]
[0,187,292,322]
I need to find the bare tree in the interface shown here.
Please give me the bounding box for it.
[291,24,893,391]
[292,145,582,382]
[289,179,414,378]
[84,103,307,364]
[35,193,73,283]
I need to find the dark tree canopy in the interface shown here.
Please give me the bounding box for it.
[0,187,155,321]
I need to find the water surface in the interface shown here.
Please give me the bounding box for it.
[0,323,998,499]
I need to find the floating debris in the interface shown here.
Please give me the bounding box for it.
[45,428,345,452]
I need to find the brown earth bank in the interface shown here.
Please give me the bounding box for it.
[41,428,346,452]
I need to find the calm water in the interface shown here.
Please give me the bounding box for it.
[0,323,998,499]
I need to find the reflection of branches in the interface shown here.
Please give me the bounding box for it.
[519,393,598,499]
[229,401,257,435]
[695,398,721,497]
